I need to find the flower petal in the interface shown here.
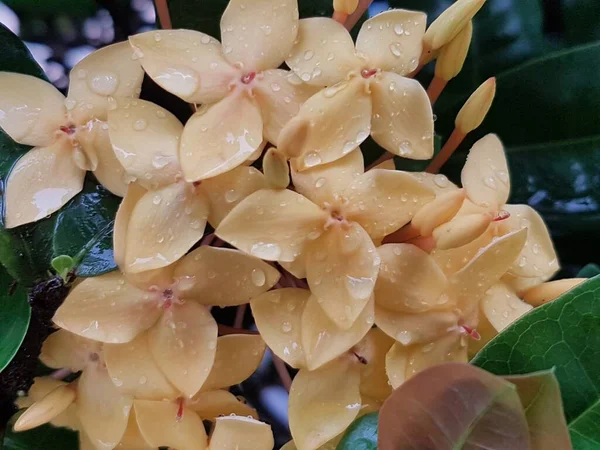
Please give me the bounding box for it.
[129,30,237,104]
[107,99,181,189]
[289,358,361,450]
[281,255,307,279]
[40,329,102,372]
[344,169,435,241]
[216,189,327,262]
[0,72,66,146]
[286,18,359,87]
[354,328,394,402]
[113,183,147,269]
[280,78,372,170]
[250,288,309,368]
[180,94,263,181]
[291,148,364,206]
[135,400,208,450]
[356,10,426,76]
[104,332,179,400]
[302,295,374,370]
[148,301,217,397]
[124,182,208,273]
[199,166,266,228]
[253,69,316,145]
[461,134,510,210]
[482,282,532,333]
[201,334,266,391]
[209,416,274,450]
[77,367,133,450]
[118,410,153,449]
[410,171,459,196]
[504,204,559,279]
[188,390,258,420]
[370,72,434,159]
[375,244,450,313]
[173,246,280,307]
[306,224,380,329]
[4,140,85,228]
[53,272,161,343]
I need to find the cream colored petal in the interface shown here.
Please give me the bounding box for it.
[129,30,237,104]
[107,99,181,189]
[356,10,426,75]
[135,400,208,450]
[188,390,258,420]
[4,140,85,228]
[124,182,208,274]
[501,272,546,296]
[291,148,364,206]
[522,278,586,307]
[286,18,360,87]
[13,384,76,432]
[16,377,67,408]
[148,301,217,397]
[412,189,466,236]
[370,72,434,159]
[375,305,459,345]
[409,171,459,196]
[201,334,266,391]
[355,328,394,402]
[216,189,327,262]
[250,288,309,368]
[375,244,450,313]
[461,134,510,210]
[180,94,263,182]
[77,367,133,450]
[302,295,374,371]
[306,225,380,329]
[281,255,307,279]
[53,272,161,343]
[113,183,147,269]
[117,410,153,449]
[104,332,179,400]
[209,416,274,450]
[280,78,372,170]
[504,204,559,279]
[173,247,279,307]
[432,212,493,250]
[40,329,102,371]
[289,359,361,450]
[482,282,532,332]
[344,169,435,241]
[253,69,317,145]
[0,72,66,146]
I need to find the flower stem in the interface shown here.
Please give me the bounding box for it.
[154,0,172,29]
[425,128,466,174]
[273,355,292,392]
[427,76,447,105]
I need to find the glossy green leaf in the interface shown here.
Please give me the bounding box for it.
[0,267,30,372]
[2,412,78,450]
[0,23,47,80]
[336,412,378,450]
[50,255,75,280]
[578,264,600,278]
[472,275,600,447]
[3,0,97,18]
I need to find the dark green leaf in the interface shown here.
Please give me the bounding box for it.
[0,23,47,79]
[336,412,378,450]
[3,0,97,18]
[578,264,600,278]
[2,412,79,450]
[472,275,600,447]
[563,0,600,45]
[0,266,30,372]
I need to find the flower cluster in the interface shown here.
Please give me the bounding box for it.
[0,0,580,449]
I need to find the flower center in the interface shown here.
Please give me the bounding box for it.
[241,72,257,84]
[59,125,77,136]
[460,325,481,341]
[176,397,185,422]
[162,288,175,309]
[323,201,351,229]
[361,68,378,79]
[493,210,511,221]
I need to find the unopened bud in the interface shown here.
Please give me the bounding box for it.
[333,0,359,15]
[412,189,466,236]
[424,0,485,51]
[263,147,290,189]
[523,278,586,307]
[14,385,75,432]
[435,21,473,81]
[455,77,496,134]
[432,212,492,249]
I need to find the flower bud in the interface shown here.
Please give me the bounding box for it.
[455,77,496,134]
[424,0,485,51]
[263,147,290,189]
[412,189,466,236]
[333,0,359,15]
[523,278,586,307]
[14,385,75,432]
[432,212,492,250]
[435,21,473,82]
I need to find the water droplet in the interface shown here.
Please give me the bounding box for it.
[433,174,449,188]
[304,152,322,167]
[388,81,396,91]
[389,42,403,57]
[154,32,162,42]
[88,71,119,96]
[343,141,357,153]
[152,154,171,169]
[422,342,435,353]
[251,268,266,287]
[326,52,335,61]
[315,177,326,188]
[201,35,211,44]
[394,23,404,35]
[281,321,292,333]
[261,25,272,35]
[532,243,540,255]
[437,293,450,305]
[139,376,147,384]
[250,242,282,260]
[399,140,413,156]
[152,195,162,205]
[518,256,527,268]
[345,276,373,300]
[190,220,202,229]
[133,119,147,131]
[303,50,314,60]
[270,82,281,92]
[225,189,239,203]
[155,109,166,118]
[397,330,412,345]
[483,176,497,189]
[323,82,347,98]
[223,45,233,54]
[207,270,217,279]
[300,72,311,82]
[64,98,76,110]
[112,377,124,387]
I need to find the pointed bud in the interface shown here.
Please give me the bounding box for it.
[333,0,359,15]
[523,278,586,307]
[263,147,290,189]
[455,77,496,134]
[432,212,492,249]
[13,385,76,432]
[424,0,485,51]
[412,189,466,236]
[435,21,473,82]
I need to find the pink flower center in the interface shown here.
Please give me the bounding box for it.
[176,397,185,421]
[493,210,511,222]
[461,325,481,340]
[60,125,76,135]
[162,288,175,309]
[241,72,257,84]
[361,69,377,79]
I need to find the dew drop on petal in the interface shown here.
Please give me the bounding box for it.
[345,276,373,300]
[250,242,282,260]
[281,321,293,333]
[394,23,404,35]
[133,119,147,131]
[397,330,412,345]
[315,177,326,188]
[88,71,119,96]
[224,189,239,203]
[152,195,162,205]
[399,140,413,156]
[303,50,314,60]
[139,376,147,385]
[433,174,449,188]
[251,268,266,287]
[389,42,403,57]
[304,152,322,168]
[483,176,497,189]
[270,82,281,92]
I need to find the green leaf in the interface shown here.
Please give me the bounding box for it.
[3,0,97,18]
[472,275,600,447]
[0,23,47,79]
[578,264,600,278]
[51,255,75,280]
[2,412,79,450]
[336,412,378,450]
[0,266,30,372]
[563,0,600,45]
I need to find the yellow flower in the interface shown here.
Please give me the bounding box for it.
[217,149,434,329]
[107,99,267,273]
[52,245,279,397]
[128,0,316,182]
[279,9,434,170]
[0,43,143,228]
